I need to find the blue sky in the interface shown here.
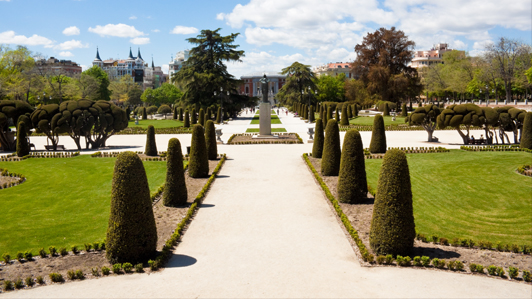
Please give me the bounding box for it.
[1,0,531,78]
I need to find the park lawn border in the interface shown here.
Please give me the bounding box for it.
[227,133,303,144]
[245,128,287,133]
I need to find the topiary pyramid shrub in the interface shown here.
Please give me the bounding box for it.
[16,121,30,157]
[401,103,408,117]
[383,103,390,116]
[347,104,353,119]
[142,107,147,120]
[520,112,532,149]
[178,108,184,121]
[144,125,157,156]
[172,107,177,120]
[335,107,340,122]
[184,110,190,128]
[163,138,187,207]
[340,105,349,125]
[327,106,333,124]
[319,106,324,122]
[188,124,209,178]
[309,105,315,123]
[312,118,324,158]
[354,104,359,117]
[216,107,222,124]
[191,108,197,125]
[369,114,386,153]
[206,107,211,121]
[198,108,205,126]
[338,129,367,204]
[106,151,157,263]
[369,149,415,256]
[321,119,341,176]
[205,120,217,160]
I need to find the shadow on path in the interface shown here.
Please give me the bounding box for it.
[165,254,198,268]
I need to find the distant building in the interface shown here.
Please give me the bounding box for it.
[168,50,190,78]
[92,47,147,85]
[312,62,354,78]
[239,72,286,105]
[143,58,166,90]
[410,43,464,68]
[35,57,82,76]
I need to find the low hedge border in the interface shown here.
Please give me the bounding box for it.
[91,151,172,161]
[0,152,80,161]
[461,145,532,153]
[302,153,373,264]
[0,168,26,189]
[517,164,531,177]
[363,147,450,159]
[226,133,303,144]
[30,127,193,137]
[339,124,483,132]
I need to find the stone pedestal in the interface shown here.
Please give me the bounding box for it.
[259,102,272,136]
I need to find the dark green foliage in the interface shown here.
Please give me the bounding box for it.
[382,103,390,116]
[205,120,217,160]
[401,103,408,117]
[309,105,315,123]
[369,114,386,153]
[354,104,359,117]
[188,125,209,178]
[163,138,188,207]
[191,108,197,125]
[338,129,368,203]
[126,107,131,120]
[335,107,340,122]
[106,152,157,263]
[172,107,177,119]
[142,107,147,120]
[347,104,353,119]
[0,100,34,151]
[520,112,532,149]
[198,108,205,126]
[216,107,222,123]
[16,121,30,157]
[370,149,415,256]
[321,119,341,176]
[184,110,190,128]
[327,106,333,124]
[158,105,172,118]
[178,108,184,121]
[144,125,157,156]
[340,105,349,125]
[206,107,211,120]
[312,118,324,158]
[319,105,324,121]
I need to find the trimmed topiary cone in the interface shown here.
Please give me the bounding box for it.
[312,118,324,158]
[327,106,333,124]
[205,120,218,160]
[309,105,315,123]
[369,114,386,153]
[354,104,359,117]
[191,108,197,125]
[369,149,415,256]
[319,106,324,122]
[106,151,157,263]
[142,107,147,120]
[338,129,367,203]
[520,112,532,149]
[16,121,30,157]
[382,103,390,116]
[144,125,157,156]
[206,107,211,121]
[216,107,222,124]
[335,107,340,122]
[340,105,349,125]
[184,110,190,128]
[347,104,352,119]
[163,138,187,207]
[199,108,205,126]
[321,119,341,176]
[189,124,209,178]
[401,103,408,117]
[173,107,178,119]
[178,108,184,121]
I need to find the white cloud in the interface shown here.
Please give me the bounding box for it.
[0,30,54,47]
[129,15,137,20]
[55,39,88,50]
[80,64,88,71]
[130,37,150,45]
[59,51,74,57]
[88,23,144,38]
[62,26,80,36]
[152,29,160,33]
[170,26,198,35]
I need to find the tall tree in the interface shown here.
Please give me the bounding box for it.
[277,61,316,107]
[83,65,111,101]
[352,27,422,103]
[0,46,37,102]
[316,74,345,103]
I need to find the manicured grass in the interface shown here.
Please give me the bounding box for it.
[364,150,532,246]
[0,155,180,255]
[349,116,406,126]
[128,119,183,129]
[253,110,276,115]
[245,128,287,133]
[250,114,282,124]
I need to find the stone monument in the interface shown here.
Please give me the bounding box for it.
[259,74,272,136]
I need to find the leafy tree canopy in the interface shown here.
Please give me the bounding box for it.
[277,61,316,107]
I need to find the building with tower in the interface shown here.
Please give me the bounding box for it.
[168,50,190,78]
[410,43,464,68]
[92,47,147,84]
[143,58,166,90]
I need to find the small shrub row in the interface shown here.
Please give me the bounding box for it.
[0,152,80,161]
[2,241,105,265]
[117,127,192,135]
[227,133,303,145]
[303,153,372,263]
[0,168,25,189]
[339,124,483,132]
[460,145,532,153]
[416,233,531,254]
[91,151,172,161]
[517,164,531,177]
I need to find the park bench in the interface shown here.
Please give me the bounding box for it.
[44,145,65,151]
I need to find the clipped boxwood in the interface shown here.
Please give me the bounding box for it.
[401,103,408,117]
[191,108,197,125]
[188,124,209,178]
[142,107,147,120]
[199,108,205,126]
[106,151,157,263]
[321,119,341,176]
[144,125,157,156]
[370,149,415,256]
[520,112,532,149]
[338,129,367,203]
[16,121,30,157]
[163,138,187,207]
[382,103,390,116]
[184,110,190,128]
[205,120,217,160]
[369,114,386,153]
[312,118,324,158]
[216,107,222,124]
[340,105,349,125]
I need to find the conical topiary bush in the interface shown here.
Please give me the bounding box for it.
[145,125,157,156]
[173,107,178,120]
[335,107,340,122]
[199,108,205,126]
[163,138,187,207]
[188,124,209,178]
[184,110,190,128]
[369,114,386,153]
[347,104,352,119]
[369,149,415,256]
[106,151,157,263]
[309,105,315,123]
[178,108,184,121]
[312,118,324,158]
[327,106,333,124]
[520,112,532,149]
[340,104,349,125]
[16,121,30,157]
[206,107,211,121]
[205,120,218,160]
[401,103,408,117]
[191,108,197,125]
[321,119,341,176]
[382,103,390,116]
[337,129,367,203]
[216,107,222,124]
[142,107,147,120]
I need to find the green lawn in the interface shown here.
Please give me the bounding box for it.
[250,114,282,124]
[245,128,287,133]
[0,155,174,255]
[128,119,184,129]
[349,116,406,126]
[253,110,276,115]
[364,150,532,246]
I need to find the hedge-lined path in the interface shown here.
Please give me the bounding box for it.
[6,142,531,298]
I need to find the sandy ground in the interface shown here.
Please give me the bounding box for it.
[2,110,531,298]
